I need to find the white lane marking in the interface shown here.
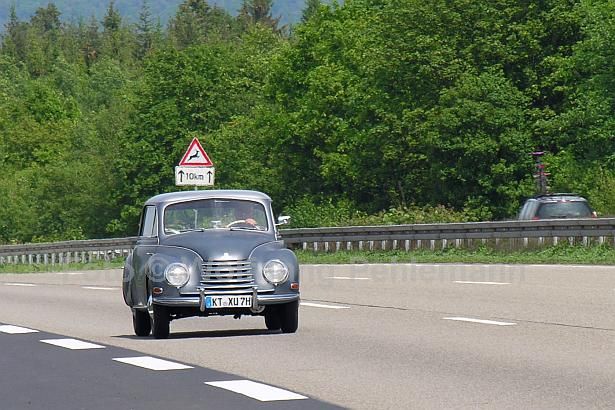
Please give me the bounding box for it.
[113,356,193,371]
[205,380,308,402]
[41,339,106,350]
[54,272,84,275]
[327,276,371,281]
[301,302,350,310]
[0,325,39,334]
[443,317,516,326]
[82,286,117,291]
[454,281,511,285]
[4,283,36,287]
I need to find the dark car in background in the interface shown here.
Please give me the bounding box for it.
[122,190,299,339]
[518,193,597,220]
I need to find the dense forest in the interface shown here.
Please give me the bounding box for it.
[0,0,307,27]
[0,0,614,244]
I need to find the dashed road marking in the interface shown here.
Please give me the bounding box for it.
[327,276,371,281]
[41,338,106,350]
[205,380,308,402]
[454,281,511,285]
[301,302,350,310]
[0,325,39,334]
[443,317,517,326]
[82,286,118,291]
[54,272,85,275]
[112,356,193,371]
[4,283,36,287]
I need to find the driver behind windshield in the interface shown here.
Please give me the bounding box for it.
[227,201,267,230]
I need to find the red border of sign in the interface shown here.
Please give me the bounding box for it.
[179,138,213,166]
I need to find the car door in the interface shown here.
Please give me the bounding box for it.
[130,205,159,308]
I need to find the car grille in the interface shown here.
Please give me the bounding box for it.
[200,260,254,294]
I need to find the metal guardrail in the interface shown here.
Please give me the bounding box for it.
[281,218,615,251]
[294,219,615,251]
[0,219,614,265]
[0,237,138,265]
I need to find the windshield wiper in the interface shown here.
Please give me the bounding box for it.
[179,228,206,233]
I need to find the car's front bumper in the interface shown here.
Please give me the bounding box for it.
[153,291,299,309]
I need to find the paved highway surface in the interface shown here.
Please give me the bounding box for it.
[1,263,614,409]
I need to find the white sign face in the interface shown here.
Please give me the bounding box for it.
[175,166,215,186]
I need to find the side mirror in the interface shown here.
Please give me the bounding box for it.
[276,215,291,226]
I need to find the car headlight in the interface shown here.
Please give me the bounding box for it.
[263,260,289,285]
[165,263,190,287]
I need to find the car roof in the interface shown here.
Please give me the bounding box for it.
[530,193,588,202]
[145,190,272,206]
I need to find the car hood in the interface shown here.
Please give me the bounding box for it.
[161,230,274,261]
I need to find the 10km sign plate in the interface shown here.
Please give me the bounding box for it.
[175,166,215,186]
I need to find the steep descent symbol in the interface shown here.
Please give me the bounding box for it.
[179,138,213,166]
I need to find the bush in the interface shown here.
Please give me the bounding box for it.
[283,197,476,228]
[283,197,363,228]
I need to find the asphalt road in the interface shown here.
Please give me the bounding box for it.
[1,263,614,409]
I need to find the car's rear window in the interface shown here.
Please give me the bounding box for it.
[536,201,592,219]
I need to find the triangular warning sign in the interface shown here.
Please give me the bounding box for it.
[179,137,213,166]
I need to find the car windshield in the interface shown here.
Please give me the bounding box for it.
[536,201,592,219]
[164,199,268,234]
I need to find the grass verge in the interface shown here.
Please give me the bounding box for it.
[0,259,125,274]
[295,244,615,265]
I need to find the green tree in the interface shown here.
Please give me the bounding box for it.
[82,16,101,68]
[135,0,158,59]
[102,1,122,32]
[238,0,282,32]
[301,0,321,23]
[100,0,135,63]
[2,5,28,61]
[112,28,282,233]
[168,0,237,48]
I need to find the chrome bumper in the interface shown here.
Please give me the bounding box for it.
[152,292,300,309]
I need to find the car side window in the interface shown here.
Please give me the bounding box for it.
[139,206,158,237]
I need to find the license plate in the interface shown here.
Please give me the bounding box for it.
[205,295,252,309]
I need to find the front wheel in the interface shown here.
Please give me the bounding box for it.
[152,304,170,339]
[132,308,151,337]
[265,307,281,330]
[148,293,170,339]
[279,301,299,333]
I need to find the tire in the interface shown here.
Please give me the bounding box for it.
[279,301,299,334]
[265,308,281,330]
[152,304,170,339]
[132,308,151,337]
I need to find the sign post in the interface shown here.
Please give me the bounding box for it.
[175,137,215,187]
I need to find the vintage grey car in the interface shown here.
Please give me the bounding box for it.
[122,190,299,339]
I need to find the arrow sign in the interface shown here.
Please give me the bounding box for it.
[175,166,215,186]
[179,138,213,166]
